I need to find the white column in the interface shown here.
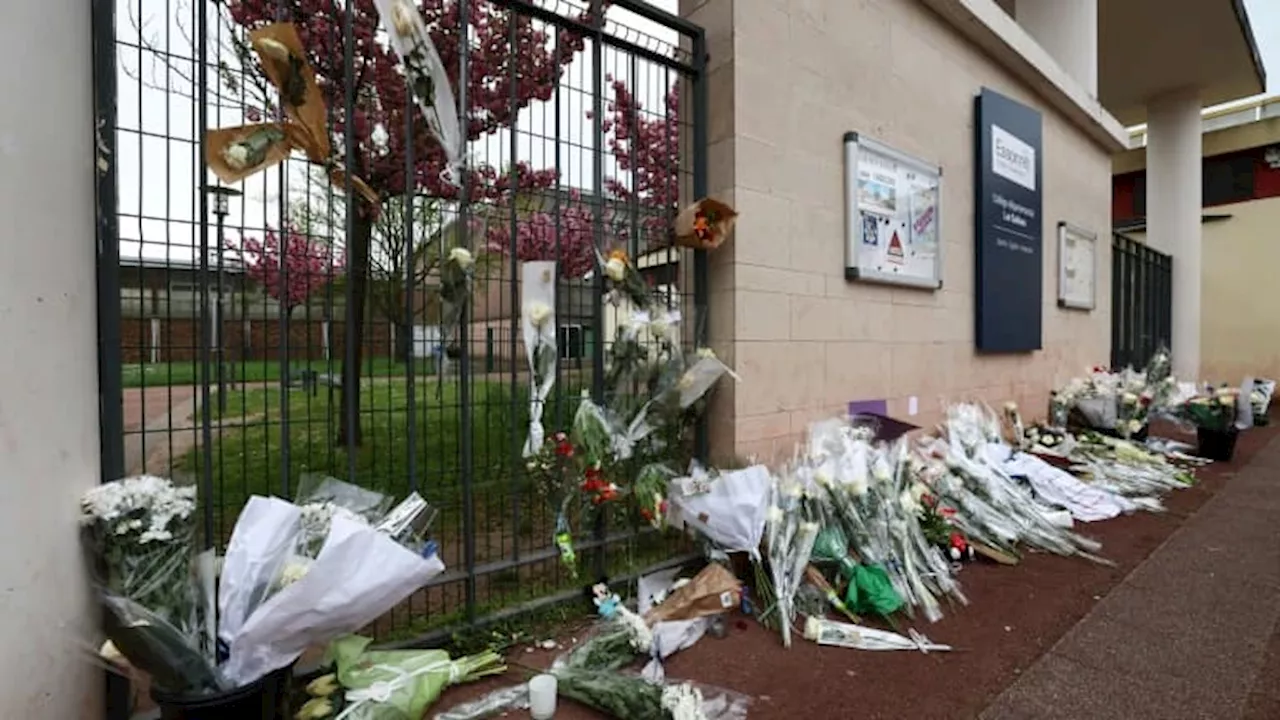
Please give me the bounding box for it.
[0,0,100,716]
[1145,88,1203,379]
[1016,0,1098,97]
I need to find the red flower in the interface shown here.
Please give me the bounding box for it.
[949,532,968,553]
[640,508,653,522]
[921,493,936,508]
[940,507,957,519]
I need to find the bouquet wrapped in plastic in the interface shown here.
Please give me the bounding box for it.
[324,635,505,719]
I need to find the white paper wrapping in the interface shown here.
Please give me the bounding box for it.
[220,510,445,686]
[521,261,558,456]
[668,465,771,558]
[371,0,464,185]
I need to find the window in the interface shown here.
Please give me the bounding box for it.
[1133,173,1146,217]
[1202,153,1255,206]
[558,324,585,360]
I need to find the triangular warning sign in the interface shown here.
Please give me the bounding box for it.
[886,230,905,264]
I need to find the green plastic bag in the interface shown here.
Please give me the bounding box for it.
[845,564,904,618]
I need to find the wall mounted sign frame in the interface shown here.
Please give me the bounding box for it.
[1057,221,1096,311]
[973,88,1044,353]
[842,131,943,290]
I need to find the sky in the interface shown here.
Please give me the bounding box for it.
[118,0,1278,264]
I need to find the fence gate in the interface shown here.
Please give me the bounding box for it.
[93,0,708,659]
[1110,233,1172,370]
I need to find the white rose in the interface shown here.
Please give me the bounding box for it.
[526,301,552,328]
[1217,394,1234,406]
[1121,392,1138,405]
[222,143,250,170]
[1003,401,1018,413]
[391,0,416,36]
[604,257,626,282]
[1127,419,1143,435]
[449,247,474,268]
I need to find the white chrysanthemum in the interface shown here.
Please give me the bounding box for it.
[619,606,652,653]
[660,683,707,720]
[81,475,197,542]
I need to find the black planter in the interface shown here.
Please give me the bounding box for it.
[1197,426,1239,462]
[152,666,291,720]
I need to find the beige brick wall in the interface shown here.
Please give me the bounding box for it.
[684,0,1113,463]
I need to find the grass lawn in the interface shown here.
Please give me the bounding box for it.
[177,374,690,639]
[122,356,437,388]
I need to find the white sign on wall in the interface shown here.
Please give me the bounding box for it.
[1057,222,1096,311]
[992,124,1036,192]
[842,131,944,290]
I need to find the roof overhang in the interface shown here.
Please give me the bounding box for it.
[1099,0,1266,126]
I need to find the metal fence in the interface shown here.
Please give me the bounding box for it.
[94,0,707,643]
[1111,233,1172,371]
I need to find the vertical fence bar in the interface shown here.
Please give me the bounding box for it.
[1110,235,1122,369]
[93,0,124,485]
[588,0,607,580]
[342,0,359,482]
[507,11,522,564]
[404,92,418,493]
[458,0,478,622]
[691,28,709,461]
[196,0,216,549]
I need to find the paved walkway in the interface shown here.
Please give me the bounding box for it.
[982,435,1280,720]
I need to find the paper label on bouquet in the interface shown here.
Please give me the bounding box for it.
[719,591,735,608]
[680,476,713,495]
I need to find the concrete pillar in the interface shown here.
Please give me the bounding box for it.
[0,0,101,717]
[1016,0,1098,97]
[1145,88,1203,379]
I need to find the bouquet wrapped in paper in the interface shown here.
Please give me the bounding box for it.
[674,197,738,251]
[521,261,558,457]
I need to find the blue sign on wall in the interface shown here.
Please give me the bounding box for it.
[974,88,1043,353]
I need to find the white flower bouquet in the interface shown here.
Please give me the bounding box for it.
[81,476,199,637]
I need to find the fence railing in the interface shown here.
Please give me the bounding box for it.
[96,0,707,645]
[1111,233,1172,370]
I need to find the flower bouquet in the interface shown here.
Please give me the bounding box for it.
[1251,379,1275,426]
[371,0,464,184]
[436,246,476,394]
[312,634,505,720]
[247,23,328,159]
[674,197,738,251]
[1182,387,1241,461]
[81,475,200,640]
[521,261,558,457]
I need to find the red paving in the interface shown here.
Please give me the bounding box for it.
[432,421,1280,720]
[122,386,196,432]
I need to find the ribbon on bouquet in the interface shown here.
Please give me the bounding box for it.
[334,659,461,720]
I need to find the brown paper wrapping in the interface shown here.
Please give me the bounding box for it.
[642,563,741,625]
[249,23,330,161]
[674,197,738,251]
[205,122,296,184]
[329,166,380,208]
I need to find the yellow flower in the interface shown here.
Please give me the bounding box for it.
[305,673,339,698]
[604,257,627,282]
[296,697,333,720]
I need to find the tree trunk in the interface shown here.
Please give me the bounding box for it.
[337,209,374,447]
[396,320,414,364]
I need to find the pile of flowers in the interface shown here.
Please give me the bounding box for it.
[1052,348,1177,438]
[520,237,738,578]
[87,475,443,705]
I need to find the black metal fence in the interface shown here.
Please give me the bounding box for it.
[94,0,707,643]
[1111,233,1172,371]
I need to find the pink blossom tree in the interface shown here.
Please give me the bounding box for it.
[482,76,682,275]
[229,227,345,317]
[221,0,604,444]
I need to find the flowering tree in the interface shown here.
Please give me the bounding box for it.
[482,76,682,274]
[220,0,601,444]
[230,227,345,316]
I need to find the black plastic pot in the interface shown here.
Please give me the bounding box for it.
[1197,426,1239,462]
[152,666,291,720]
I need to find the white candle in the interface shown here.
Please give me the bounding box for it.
[529,674,557,720]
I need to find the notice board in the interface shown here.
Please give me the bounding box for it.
[842,132,943,290]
